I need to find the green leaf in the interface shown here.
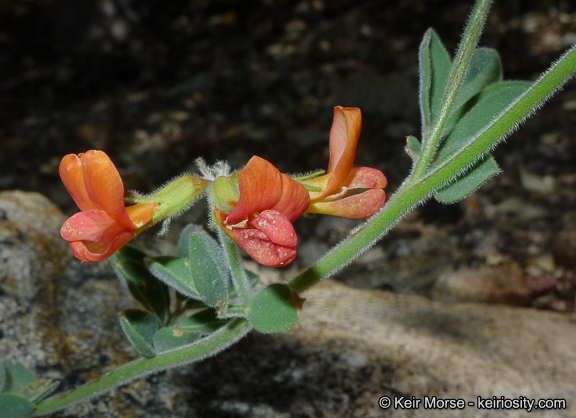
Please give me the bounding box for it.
[179,309,228,333]
[152,327,200,353]
[147,256,202,300]
[177,224,205,259]
[187,232,229,307]
[434,155,501,203]
[436,80,531,165]
[184,298,210,310]
[118,309,160,358]
[111,246,170,324]
[452,48,503,111]
[0,362,6,392]
[0,394,35,417]
[235,270,260,298]
[2,360,34,395]
[248,284,299,333]
[443,48,503,133]
[405,135,422,162]
[419,29,452,131]
[1,361,59,405]
[20,380,59,404]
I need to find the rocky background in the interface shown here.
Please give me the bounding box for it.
[1,0,576,416]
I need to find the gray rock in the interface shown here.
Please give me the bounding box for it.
[1,191,575,417]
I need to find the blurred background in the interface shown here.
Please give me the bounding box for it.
[1,0,575,309]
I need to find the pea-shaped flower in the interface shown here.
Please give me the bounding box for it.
[213,156,310,267]
[302,106,387,218]
[59,150,159,262]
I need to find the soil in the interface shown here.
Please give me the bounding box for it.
[1,0,575,311]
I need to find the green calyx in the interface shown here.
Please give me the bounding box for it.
[210,176,240,212]
[292,170,325,181]
[135,175,211,222]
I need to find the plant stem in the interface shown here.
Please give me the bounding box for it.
[411,0,492,180]
[34,318,252,416]
[289,42,576,294]
[289,181,420,294]
[219,230,253,306]
[207,187,253,307]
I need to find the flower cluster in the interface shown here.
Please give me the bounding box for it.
[60,106,387,266]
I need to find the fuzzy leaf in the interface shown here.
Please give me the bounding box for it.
[435,155,501,203]
[419,29,452,130]
[1,361,59,405]
[152,327,200,353]
[187,232,229,307]
[19,380,59,404]
[436,81,531,166]
[248,284,299,333]
[147,256,202,301]
[0,394,35,418]
[443,48,503,135]
[228,270,259,300]
[178,309,228,334]
[453,49,502,109]
[2,361,34,395]
[177,224,205,258]
[405,135,422,162]
[0,362,6,392]
[118,309,159,358]
[111,245,170,324]
[184,298,210,310]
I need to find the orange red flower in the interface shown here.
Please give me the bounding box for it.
[60,150,157,262]
[302,106,387,218]
[59,106,386,268]
[214,156,310,267]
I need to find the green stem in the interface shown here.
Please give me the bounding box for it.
[411,0,492,180]
[289,183,419,294]
[34,318,252,416]
[219,230,253,306]
[207,185,253,307]
[226,304,250,318]
[290,43,576,294]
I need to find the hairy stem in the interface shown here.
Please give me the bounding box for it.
[34,318,252,416]
[290,43,576,294]
[219,230,253,306]
[412,0,492,180]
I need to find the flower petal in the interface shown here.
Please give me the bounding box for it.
[251,210,297,247]
[306,189,386,218]
[226,156,283,225]
[82,150,135,229]
[269,173,310,222]
[324,107,362,196]
[344,167,387,190]
[215,209,297,267]
[225,228,297,267]
[67,231,135,262]
[60,153,98,212]
[126,203,157,227]
[61,210,133,242]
